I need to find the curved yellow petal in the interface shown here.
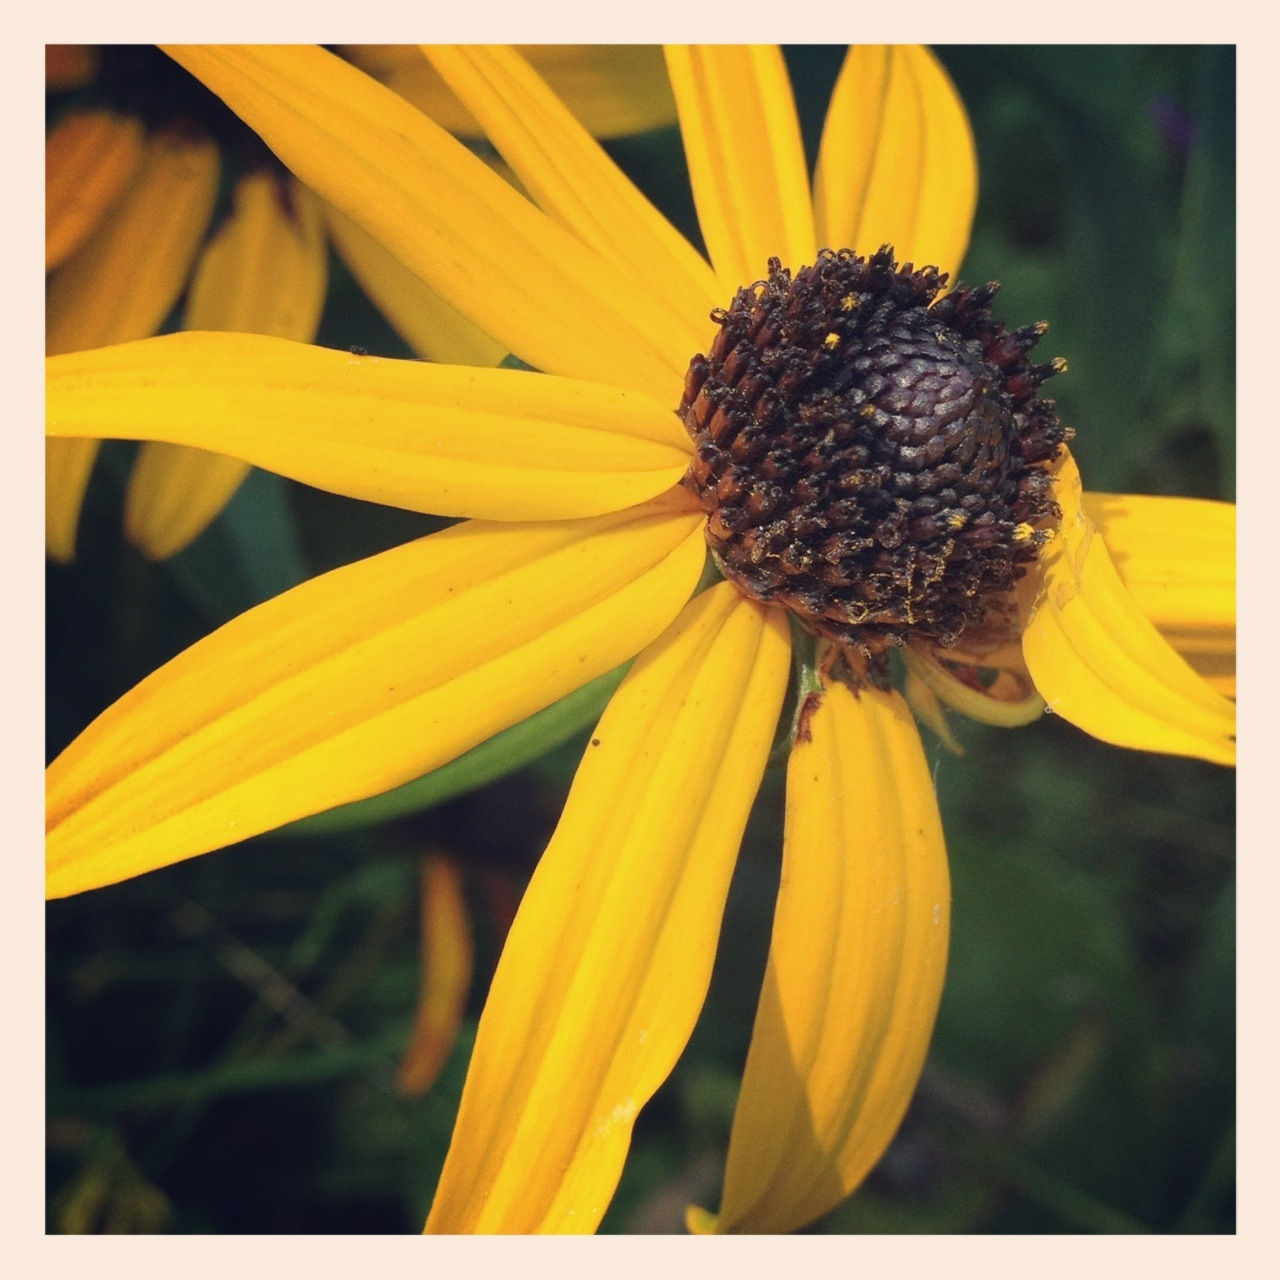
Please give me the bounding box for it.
[126,173,329,558]
[343,44,678,139]
[48,332,694,522]
[901,667,964,755]
[710,681,949,1235]
[46,128,219,559]
[1022,454,1235,765]
[425,582,790,1233]
[901,644,1045,729]
[46,110,144,271]
[164,44,685,397]
[323,201,507,367]
[1084,491,1235,697]
[398,853,474,1096]
[664,45,816,289]
[46,496,707,899]
[814,46,977,282]
[423,45,720,361]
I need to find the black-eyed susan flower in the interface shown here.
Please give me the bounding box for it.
[45,45,1236,1234]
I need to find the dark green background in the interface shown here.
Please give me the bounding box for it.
[47,45,1235,1233]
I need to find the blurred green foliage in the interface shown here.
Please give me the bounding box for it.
[46,45,1234,1233]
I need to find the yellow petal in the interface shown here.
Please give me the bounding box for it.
[184,172,328,336]
[1021,453,1235,765]
[901,644,1046,729]
[422,45,720,360]
[45,440,100,565]
[125,173,329,558]
[323,200,507,367]
[343,44,678,139]
[164,44,686,397]
[45,129,219,560]
[122,445,252,561]
[1084,491,1235,697]
[398,853,474,1096]
[814,46,977,282]
[47,129,220,356]
[46,496,706,898]
[46,110,144,271]
[48,332,694,522]
[664,45,816,289]
[901,667,965,755]
[707,681,949,1235]
[425,582,790,1232]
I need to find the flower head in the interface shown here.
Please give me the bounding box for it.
[680,247,1066,659]
[45,44,1235,1233]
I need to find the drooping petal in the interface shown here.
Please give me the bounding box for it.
[1021,453,1236,766]
[164,44,687,397]
[901,644,1045,729]
[125,172,329,558]
[48,332,694,522]
[46,128,219,561]
[46,110,144,271]
[814,46,977,283]
[423,44,720,360]
[424,582,791,1233]
[1084,491,1235,697]
[398,853,475,1096]
[46,496,706,898]
[706,681,949,1235]
[901,667,965,755]
[343,44,679,139]
[664,45,816,289]
[323,201,507,367]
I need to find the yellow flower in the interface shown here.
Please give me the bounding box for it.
[46,49,328,562]
[45,45,1236,1233]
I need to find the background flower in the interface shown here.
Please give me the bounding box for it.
[46,45,1234,1234]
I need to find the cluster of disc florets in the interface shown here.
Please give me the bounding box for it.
[679,245,1069,658]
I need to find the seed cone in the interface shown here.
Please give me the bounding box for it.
[680,246,1068,656]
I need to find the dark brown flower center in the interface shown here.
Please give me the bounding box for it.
[679,246,1069,659]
